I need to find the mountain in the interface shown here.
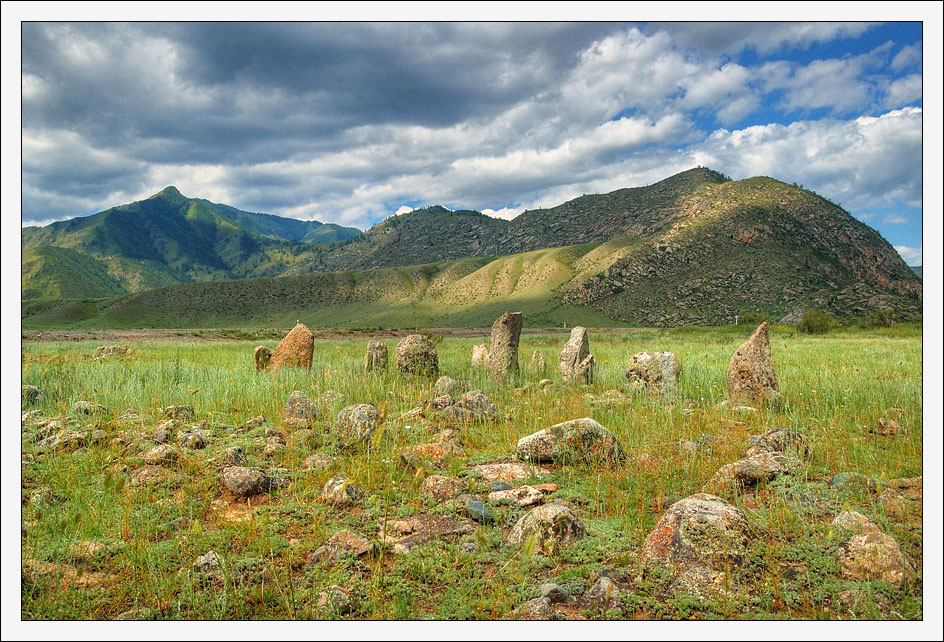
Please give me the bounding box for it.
[22,170,922,329]
[21,187,361,299]
[910,266,922,280]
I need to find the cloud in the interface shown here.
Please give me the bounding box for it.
[646,22,877,55]
[394,206,413,216]
[894,245,922,266]
[882,213,910,224]
[891,42,922,71]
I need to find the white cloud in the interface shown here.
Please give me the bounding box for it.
[394,206,413,215]
[882,213,909,224]
[894,245,922,266]
[884,74,922,109]
[481,207,521,220]
[891,42,921,71]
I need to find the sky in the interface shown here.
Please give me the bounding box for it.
[14,15,933,265]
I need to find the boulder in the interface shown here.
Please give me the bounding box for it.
[516,417,624,464]
[253,346,272,371]
[281,391,319,430]
[442,390,498,422]
[472,462,552,483]
[559,327,592,383]
[642,493,754,597]
[507,503,586,554]
[220,466,268,498]
[471,344,489,367]
[837,532,913,584]
[512,597,564,621]
[322,476,362,506]
[832,510,881,534]
[161,405,194,420]
[727,322,779,406]
[420,475,466,501]
[308,530,373,566]
[334,403,380,447]
[703,451,801,493]
[267,323,315,370]
[394,334,439,376]
[379,514,474,554]
[745,427,810,459]
[488,311,523,378]
[625,352,681,393]
[363,341,387,373]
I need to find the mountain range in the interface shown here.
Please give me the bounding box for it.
[21,168,922,328]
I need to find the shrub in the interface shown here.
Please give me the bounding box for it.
[860,308,899,329]
[797,308,837,334]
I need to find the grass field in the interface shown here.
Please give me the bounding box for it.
[19,324,923,620]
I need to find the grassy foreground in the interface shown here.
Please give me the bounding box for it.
[20,324,922,620]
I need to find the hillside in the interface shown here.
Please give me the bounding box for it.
[21,187,361,299]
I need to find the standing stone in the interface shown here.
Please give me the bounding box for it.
[268,323,315,370]
[488,312,523,378]
[394,334,439,376]
[471,344,489,367]
[727,322,779,405]
[363,341,388,373]
[625,352,680,393]
[529,350,546,374]
[253,346,272,371]
[559,327,592,383]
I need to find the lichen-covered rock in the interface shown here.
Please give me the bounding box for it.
[516,417,624,464]
[220,446,245,467]
[303,453,335,469]
[512,597,564,621]
[434,376,469,398]
[582,576,621,610]
[363,341,387,373]
[508,504,586,554]
[832,510,881,534]
[745,427,810,459]
[334,403,380,447]
[178,430,208,450]
[318,585,354,614]
[837,532,913,584]
[268,323,315,370]
[96,345,130,358]
[472,461,552,483]
[727,322,779,406]
[322,476,362,506]
[488,485,544,507]
[488,311,523,379]
[528,350,547,373]
[253,346,272,371]
[220,466,268,498]
[540,583,572,604]
[73,400,107,415]
[395,334,439,376]
[442,390,498,422]
[193,550,224,583]
[870,417,900,436]
[379,514,474,554]
[703,452,801,494]
[471,343,489,367]
[161,404,194,420]
[130,466,176,487]
[830,471,877,493]
[281,391,319,430]
[22,385,43,406]
[559,327,592,383]
[420,475,466,501]
[642,493,754,598]
[143,444,180,466]
[309,530,373,566]
[625,351,681,393]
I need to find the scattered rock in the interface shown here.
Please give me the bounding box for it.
[830,472,877,493]
[559,327,593,384]
[508,504,586,554]
[582,576,621,610]
[379,514,474,554]
[434,375,469,398]
[835,588,890,617]
[193,550,224,583]
[837,532,913,585]
[220,466,268,498]
[178,431,207,450]
[264,442,285,457]
[143,444,180,466]
[73,400,106,415]
[642,493,754,597]
[625,351,681,393]
[22,385,43,406]
[309,530,373,566]
[832,510,881,534]
[442,390,498,422]
[431,394,454,410]
[420,475,466,501]
[516,417,624,464]
[22,409,45,425]
[130,466,176,487]
[96,345,130,358]
[471,343,489,367]
[513,597,564,621]
[303,453,335,469]
[281,391,319,430]
[318,585,354,615]
[464,499,494,523]
[540,583,571,604]
[322,476,361,506]
[161,405,194,420]
[745,427,810,459]
[529,350,547,373]
[703,452,801,494]
[114,607,153,621]
[220,446,244,467]
[488,311,523,379]
[472,462,552,483]
[363,341,387,373]
[268,323,315,370]
[488,485,544,507]
[870,417,900,436]
[242,415,266,430]
[334,403,380,447]
[253,345,272,371]
[727,322,779,406]
[395,334,439,377]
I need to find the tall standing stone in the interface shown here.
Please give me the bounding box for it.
[727,322,779,405]
[559,326,592,383]
[625,351,680,393]
[471,344,489,367]
[364,341,388,373]
[395,334,439,376]
[488,312,523,378]
[268,323,315,371]
[254,346,272,371]
[529,350,546,374]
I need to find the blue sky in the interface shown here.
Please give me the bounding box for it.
[17,19,927,264]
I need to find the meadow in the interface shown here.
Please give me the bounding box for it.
[20,324,923,620]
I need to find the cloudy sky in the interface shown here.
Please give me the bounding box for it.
[18,18,928,264]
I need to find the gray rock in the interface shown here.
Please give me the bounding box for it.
[488,311,523,379]
[507,504,586,554]
[303,453,335,469]
[830,472,877,493]
[322,476,362,506]
[220,466,268,498]
[143,444,180,466]
[703,451,801,493]
[832,510,881,534]
[442,390,498,422]
[193,550,224,583]
[309,530,372,566]
[583,576,621,609]
[516,417,624,464]
[394,334,439,376]
[334,403,380,447]
[837,532,913,584]
[318,585,354,615]
[559,327,592,383]
[281,391,319,430]
[73,400,107,415]
[513,597,564,620]
[727,322,780,406]
[130,466,176,487]
[745,427,810,459]
[434,375,470,398]
[463,499,494,523]
[220,446,244,467]
[540,583,571,604]
[178,431,207,450]
[625,351,681,393]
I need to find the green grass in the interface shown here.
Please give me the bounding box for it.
[20,325,922,620]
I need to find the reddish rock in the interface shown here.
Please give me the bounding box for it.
[268,323,315,370]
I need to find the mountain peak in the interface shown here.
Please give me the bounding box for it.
[151,186,185,200]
